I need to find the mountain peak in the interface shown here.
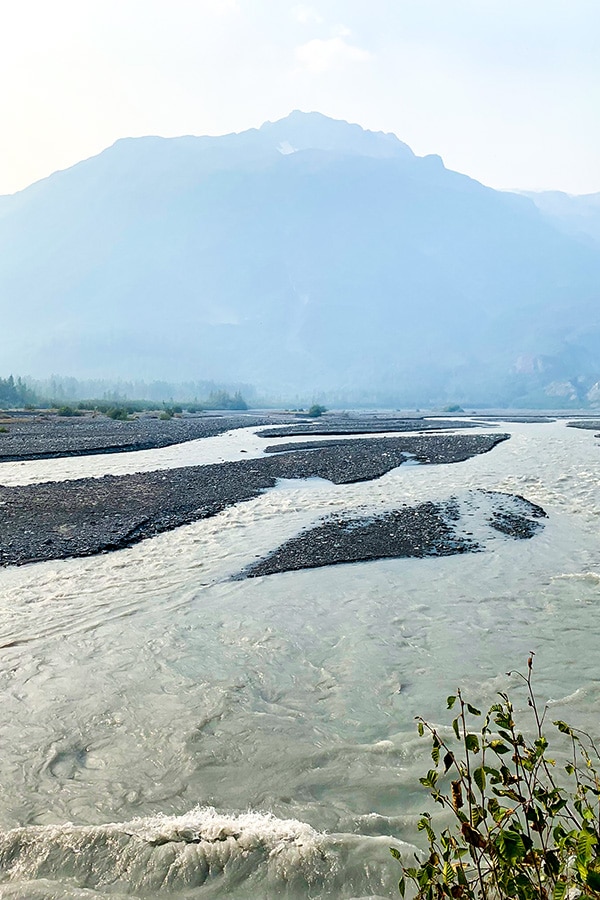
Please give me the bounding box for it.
[257,110,414,160]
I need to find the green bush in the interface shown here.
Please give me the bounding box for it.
[105,407,130,421]
[442,404,465,413]
[56,405,82,417]
[392,657,600,900]
[308,404,327,417]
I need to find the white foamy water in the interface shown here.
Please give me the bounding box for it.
[0,420,598,898]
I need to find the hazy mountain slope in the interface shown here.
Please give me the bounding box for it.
[1,111,600,404]
[525,190,600,246]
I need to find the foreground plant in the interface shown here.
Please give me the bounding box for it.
[392,655,600,899]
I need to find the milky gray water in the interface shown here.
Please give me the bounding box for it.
[0,420,598,898]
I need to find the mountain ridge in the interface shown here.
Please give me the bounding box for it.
[1,111,599,406]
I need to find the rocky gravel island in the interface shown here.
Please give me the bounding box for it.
[0,429,510,568]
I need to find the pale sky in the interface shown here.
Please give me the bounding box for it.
[1,0,599,196]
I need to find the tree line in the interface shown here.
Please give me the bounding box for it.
[0,375,37,408]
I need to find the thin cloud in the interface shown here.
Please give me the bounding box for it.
[292,4,323,25]
[295,36,370,73]
[200,0,240,14]
[332,24,351,38]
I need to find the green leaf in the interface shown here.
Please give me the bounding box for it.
[431,740,440,765]
[457,863,468,886]
[494,787,527,803]
[398,876,406,897]
[452,718,460,740]
[577,828,595,865]
[544,849,560,878]
[472,804,486,828]
[495,713,513,730]
[390,847,402,861]
[525,804,545,833]
[441,860,455,884]
[447,695,457,710]
[554,720,573,736]
[489,739,510,755]
[488,798,509,824]
[417,721,424,737]
[553,880,567,900]
[443,752,454,774]
[419,770,438,789]
[586,865,600,892]
[473,766,486,793]
[465,733,480,753]
[497,828,527,864]
[467,703,481,716]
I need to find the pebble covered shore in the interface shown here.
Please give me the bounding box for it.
[0,430,509,567]
[0,414,282,462]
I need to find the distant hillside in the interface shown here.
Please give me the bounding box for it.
[525,190,600,247]
[1,110,600,406]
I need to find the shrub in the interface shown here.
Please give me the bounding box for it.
[105,407,130,421]
[308,404,327,417]
[56,405,82,417]
[0,426,8,433]
[392,656,600,900]
[443,404,465,413]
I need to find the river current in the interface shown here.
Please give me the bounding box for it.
[0,419,598,898]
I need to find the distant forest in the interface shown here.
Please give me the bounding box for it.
[0,375,37,408]
[0,375,250,411]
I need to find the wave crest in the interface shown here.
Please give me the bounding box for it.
[0,806,407,898]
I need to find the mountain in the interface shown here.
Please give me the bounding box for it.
[1,110,600,406]
[525,190,600,247]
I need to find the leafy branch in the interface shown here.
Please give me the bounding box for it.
[392,655,600,899]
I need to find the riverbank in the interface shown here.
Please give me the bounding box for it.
[0,414,284,462]
[0,433,508,567]
[0,412,491,463]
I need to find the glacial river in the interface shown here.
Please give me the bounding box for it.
[0,419,598,898]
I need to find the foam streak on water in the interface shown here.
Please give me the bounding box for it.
[0,421,599,898]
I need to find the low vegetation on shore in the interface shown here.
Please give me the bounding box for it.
[0,377,249,415]
[394,657,600,899]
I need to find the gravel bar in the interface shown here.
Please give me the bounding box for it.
[239,490,546,579]
[566,420,600,431]
[239,499,476,578]
[0,433,508,567]
[0,414,292,462]
[257,416,481,438]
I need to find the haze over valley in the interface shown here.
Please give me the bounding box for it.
[2,111,600,407]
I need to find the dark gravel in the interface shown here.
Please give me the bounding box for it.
[0,433,508,567]
[566,420,600,431]
[257,416,481,438]
[238,490,547,579]
[0,414,289,462]
[239,499,477,578]
[263,435,505,460]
